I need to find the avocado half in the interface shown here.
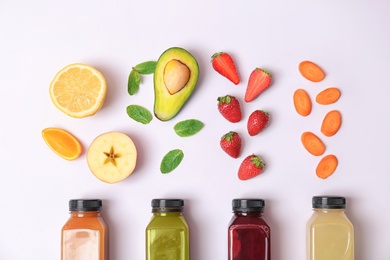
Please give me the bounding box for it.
[154,47,199,121]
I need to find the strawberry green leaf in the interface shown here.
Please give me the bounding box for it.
[174,119,204,137]
[128,69,141,95]
[134,61,157,75]
[250,155,265,168]
[160,149,184,174]
[222,131,235,141]
[217,95,232,104]
[126,105,153,124]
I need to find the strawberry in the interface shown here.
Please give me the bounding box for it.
[238,154,265,180]
[247,110,270,136]
[245,68,272,102]
[220,131,242,158]
[217,95,242,123]
[211,52,240,85]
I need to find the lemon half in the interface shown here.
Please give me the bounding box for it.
[49,63,107,118]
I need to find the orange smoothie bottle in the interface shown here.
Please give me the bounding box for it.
[61,199,108,260]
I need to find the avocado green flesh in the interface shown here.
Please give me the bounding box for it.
[154,47,199,121]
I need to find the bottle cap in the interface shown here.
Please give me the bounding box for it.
[151,199,184,212]
[69,199,102,212]
[232,199,265,212]
[312,196,346,209]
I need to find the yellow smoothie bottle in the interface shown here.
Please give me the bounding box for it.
[307,196,354,260]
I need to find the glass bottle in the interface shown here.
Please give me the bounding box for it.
[61,199,108,260]
[228,199,271,260]
[146,199,189,260]
[306,196,354,260]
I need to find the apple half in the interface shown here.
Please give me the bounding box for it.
[87,132,137,184]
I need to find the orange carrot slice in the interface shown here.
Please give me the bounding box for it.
[316,154,338,179]
[321,110,342,137]
[316,87,341,105]
[301,131,325,156]
[42,127,82,160]
[293,89,312,117]
[299,60,325,82]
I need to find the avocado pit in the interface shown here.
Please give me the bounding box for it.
[163,59,190,94]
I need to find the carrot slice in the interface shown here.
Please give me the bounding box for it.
[316,154,338,179]
[301,131,325,156]
[316,87,341,105]
[299,61,325,82]
[293,89,312,116]
[42,127,82,160]
[321,110,342,137]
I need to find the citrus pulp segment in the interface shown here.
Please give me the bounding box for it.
[42,127,82,160]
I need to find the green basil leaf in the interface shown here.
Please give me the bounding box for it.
[174,119,204,137]
[160,149,184,174]
[126,105,153,124]
[128,69,141,95]
[134,61,157,75]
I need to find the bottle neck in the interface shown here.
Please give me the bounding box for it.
[234,211,263,217]
[70,211,101,217]
[153,211,183,216]
[313,208,345,213]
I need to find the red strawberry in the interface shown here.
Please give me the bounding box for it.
[238,154,265,180]
[211,52,240,85]
[217,95,242,123]
[247,110,270,136]
[220,131,242,158]
[245,68,272,102]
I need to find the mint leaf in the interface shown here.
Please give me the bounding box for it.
[134,61,157,75]
[174,119,204,137]
[128,69,141,95]
[160,149,184,174]
[126,105,153,124]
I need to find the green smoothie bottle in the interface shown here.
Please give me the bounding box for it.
[146,199,189,260]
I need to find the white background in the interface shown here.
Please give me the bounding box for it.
[1,1,390,259]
